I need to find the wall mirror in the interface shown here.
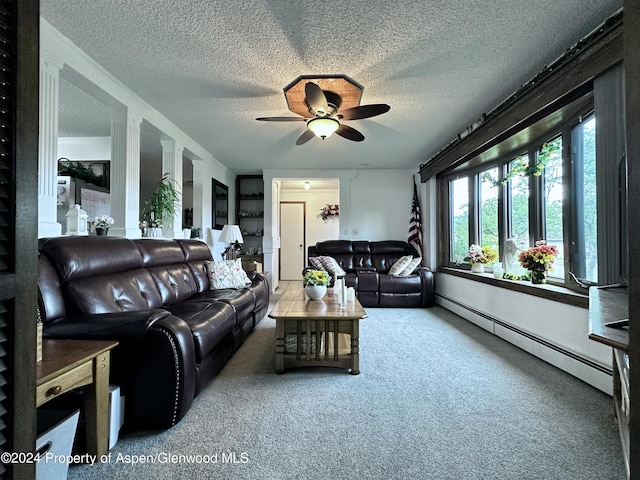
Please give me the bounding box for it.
[212,179,228,229]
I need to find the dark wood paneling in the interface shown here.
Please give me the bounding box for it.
[624,1,640,477]
[1,0,40,478]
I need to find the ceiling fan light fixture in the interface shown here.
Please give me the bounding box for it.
[307,117,340,140]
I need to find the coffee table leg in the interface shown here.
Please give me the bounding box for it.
[275,318,285,374]
[350,319,360,375]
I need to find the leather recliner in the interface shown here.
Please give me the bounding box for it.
[307,240,434,308]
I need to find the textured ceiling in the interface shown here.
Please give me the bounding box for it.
[43,0,622,174]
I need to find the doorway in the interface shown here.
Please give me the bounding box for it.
[280,202,306,280]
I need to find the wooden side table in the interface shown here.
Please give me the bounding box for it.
[36,339,119,458]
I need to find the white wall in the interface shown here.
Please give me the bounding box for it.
[280,187,340,253]
[435,273,613,394]
[345,169,416,241]
[58,136,110,160]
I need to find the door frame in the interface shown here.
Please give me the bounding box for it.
[279,201,306,280]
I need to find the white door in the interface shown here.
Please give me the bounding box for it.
[280,202,305,280]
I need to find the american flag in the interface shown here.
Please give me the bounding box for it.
[408,177,423,255]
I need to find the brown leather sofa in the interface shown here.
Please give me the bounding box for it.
[37,236,269,430]
[307,240,434,307]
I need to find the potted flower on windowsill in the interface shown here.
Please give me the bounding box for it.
[91,214,114,236]
[517,240,559,284]
[464,244,498,273]
[303,269,331,300]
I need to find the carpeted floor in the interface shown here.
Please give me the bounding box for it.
[67,301,625,479]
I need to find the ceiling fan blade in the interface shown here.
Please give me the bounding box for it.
[335,124,365,142]
[304,82,329,114]
[256,116,306,122]
[339,104,391,121]
[295,129,315,145]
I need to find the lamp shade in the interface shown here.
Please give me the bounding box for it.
[218,224,244,244]
[307,117,339,139]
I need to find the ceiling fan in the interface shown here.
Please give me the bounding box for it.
[256,81,390,145]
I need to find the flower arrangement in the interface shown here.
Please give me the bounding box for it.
[319,204,339,222]
[91,214,114,229]
[303,269,331,287]
[518,240,559,272]
[464,244,498,265]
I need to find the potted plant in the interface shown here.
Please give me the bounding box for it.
[91,214,114,236]
[303,269,331,300]
[464,244,498,273]
[141,173,180,237]
[518,240,559,284]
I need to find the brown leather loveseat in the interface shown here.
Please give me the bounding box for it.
[307,240,434,308]
[37,236,269,430]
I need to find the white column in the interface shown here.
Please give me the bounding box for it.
[191,158,206,241]
[160,138,184,238]
[38,57,63,237]
[110,107,142,238]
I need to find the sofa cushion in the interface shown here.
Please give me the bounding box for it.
[135,239,186,266]
[177,240,214,292]
[39,236,143,280]
[164,302,235,362]
[204,288,257,323]
[379,274,422,293]
[147,264,199,305]
[64,269,163,314]
[388,255,413,275]
[206,259,251,289]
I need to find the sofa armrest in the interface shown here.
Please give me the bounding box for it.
[43,309,173,342]
[415,266,435,306]
[44,309,197,429]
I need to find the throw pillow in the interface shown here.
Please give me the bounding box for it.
[319,256,347,277]
[399,257,422,276]
[309,256,325,270]
[388,255,413,276]
[205,259,251,290]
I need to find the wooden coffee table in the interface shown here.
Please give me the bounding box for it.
[268,286,368,374]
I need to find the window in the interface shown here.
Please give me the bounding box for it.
[480,167,499,257]
[450,177,469,263]
[443,107,599,290]
[508,154,530,249]
[571,115,598,283]
[540,137,564,279]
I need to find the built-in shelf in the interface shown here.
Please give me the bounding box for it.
[236,175,264,256]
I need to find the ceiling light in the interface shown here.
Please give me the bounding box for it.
[307,117,339,140]
[304,181,311,190]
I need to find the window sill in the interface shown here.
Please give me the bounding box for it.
[440,267,589,309]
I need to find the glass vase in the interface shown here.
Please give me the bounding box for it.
[530,270,547,284]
